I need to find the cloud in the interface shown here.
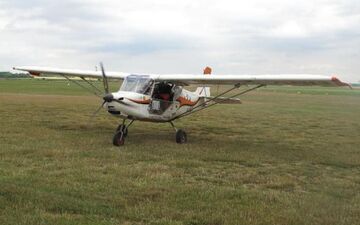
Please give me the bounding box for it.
[0,0,359,81]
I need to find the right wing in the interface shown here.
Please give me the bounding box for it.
[13,66,129,80]
[156,74,350,87]
[14,66,351,88]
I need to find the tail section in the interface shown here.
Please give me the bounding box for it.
[194,66,211,97]
[195,86,211,97]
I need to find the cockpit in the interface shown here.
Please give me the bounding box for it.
[120,75,154,95]
[119,75,184,114]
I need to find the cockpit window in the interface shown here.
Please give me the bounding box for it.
[120,75,154,95]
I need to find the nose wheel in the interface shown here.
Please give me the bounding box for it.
[113,119,133,146]
[113,131,125,146]
[116,124,128,137]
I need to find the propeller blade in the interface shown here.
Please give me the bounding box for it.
[89,100,106,122]
[100,62,109,94]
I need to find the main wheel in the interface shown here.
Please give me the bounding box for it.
[175,129,187,144]
[113,131,125,146]
[116,124,128,137]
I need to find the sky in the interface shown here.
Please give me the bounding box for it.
[0,0,359,82]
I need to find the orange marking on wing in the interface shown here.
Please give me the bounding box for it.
[331,75,339,82]
[331,75,351,88]
[29,71,41,76]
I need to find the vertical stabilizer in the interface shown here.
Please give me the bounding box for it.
[194,67,211,97]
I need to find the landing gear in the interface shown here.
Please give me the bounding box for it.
[170,121,187,144]
[113,131,125,146]
[175,129,187,144]
[113,119,134,146]
[116,124,128,137]
[112,120,187,146]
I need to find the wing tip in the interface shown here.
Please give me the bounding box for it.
[331,75,352,89]
[13,66,41,76]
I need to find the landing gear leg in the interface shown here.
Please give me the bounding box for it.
[113,119,134,146]
[170,121,187,144]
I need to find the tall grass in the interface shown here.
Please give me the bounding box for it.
[0,80,359,224]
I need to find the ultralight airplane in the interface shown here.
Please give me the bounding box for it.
[13,64,349,146]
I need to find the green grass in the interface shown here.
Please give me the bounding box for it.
[0,79,120,96]
[262,86,360,96]
[1,79,360,225]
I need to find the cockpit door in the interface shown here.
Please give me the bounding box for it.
[148,82,179,115]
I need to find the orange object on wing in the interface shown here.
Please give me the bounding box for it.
[29,71,41,76]
[331,75,352,88]
[203,66,212,75]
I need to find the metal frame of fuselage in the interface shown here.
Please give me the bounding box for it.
[105,88,205,122]
[105,84,265,123]
[61,74,264,123]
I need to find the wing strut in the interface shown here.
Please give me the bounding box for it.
[62,74,103,98]
[172,84,265,120]
[80,77,104,94]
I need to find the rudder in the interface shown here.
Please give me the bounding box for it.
[194,66,211,97]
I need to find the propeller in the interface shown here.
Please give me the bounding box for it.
[89,62,129,122]
[100,62,123,103]
[90,62,113,120]
[90,101,107,122]
[100,62,109,94]
[100,62,113,102]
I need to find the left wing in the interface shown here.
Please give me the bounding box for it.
[13,66,129,80]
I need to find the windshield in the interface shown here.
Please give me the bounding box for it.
[120,75,154,95]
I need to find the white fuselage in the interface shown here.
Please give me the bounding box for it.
[105,88,205,122]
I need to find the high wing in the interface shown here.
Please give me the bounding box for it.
[13,66,129,79]
[155,74,350,87]
[14,66,350,87]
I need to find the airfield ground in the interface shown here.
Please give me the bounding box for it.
[0,79,360,225]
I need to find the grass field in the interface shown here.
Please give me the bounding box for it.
[1,79,360,225]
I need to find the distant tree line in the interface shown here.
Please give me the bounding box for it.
[0,72,29,78]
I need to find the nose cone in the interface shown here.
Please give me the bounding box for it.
[103,93,114,102]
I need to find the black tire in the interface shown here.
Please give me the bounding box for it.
[113,131,125,146]
[175,129,187,144]
[116,125,128,137]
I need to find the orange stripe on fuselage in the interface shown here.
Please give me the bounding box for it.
[128,98,151,104]
[176,97,199,107]
[128,97,199,107]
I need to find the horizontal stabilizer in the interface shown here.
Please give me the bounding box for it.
[207,96,242,104]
